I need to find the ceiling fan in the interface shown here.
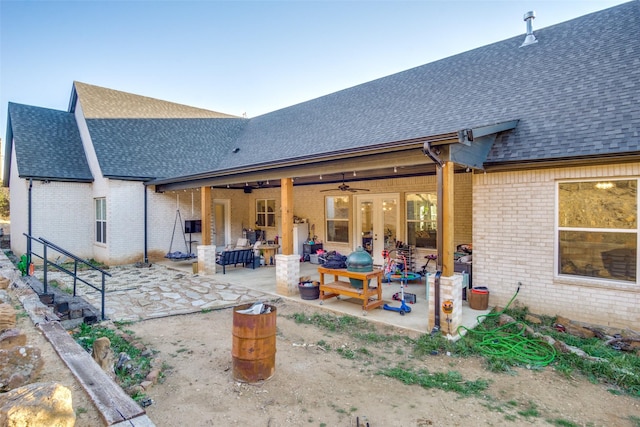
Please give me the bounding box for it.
[320,173,370,193]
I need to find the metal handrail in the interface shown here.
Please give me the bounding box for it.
[23,233,111,320]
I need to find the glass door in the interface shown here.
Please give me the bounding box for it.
[357,194,399,265]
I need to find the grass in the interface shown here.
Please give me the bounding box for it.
[379,367,489,396]
[72,322,156,402]
[289,307,640,397]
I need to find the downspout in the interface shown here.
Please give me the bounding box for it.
[27,178,32,268]
[144,185,148,264]
[423,143,444,334]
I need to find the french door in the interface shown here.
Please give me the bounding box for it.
[355,194,399,266]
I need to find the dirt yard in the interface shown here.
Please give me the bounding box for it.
[133,300,639,427]
[21,298,640,427]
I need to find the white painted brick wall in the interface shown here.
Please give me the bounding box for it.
[10,178,93,261]
[473,163,640,329]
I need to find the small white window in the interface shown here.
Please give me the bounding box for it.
[95,198,107,244]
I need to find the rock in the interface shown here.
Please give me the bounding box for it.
[525,314,542,324]
[0,303,16,332]
[145,368,161,384]
[0,345,44,391]
[92,336,115,378]
[0,382,76,427]
[565,323,596,339]
[0,328,27,350]
[0,277,10,290]
[116,351,131,371]
[555,315,596,339]
[140,380,153,390]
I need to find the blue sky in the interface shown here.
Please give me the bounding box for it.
[0,0,630,141]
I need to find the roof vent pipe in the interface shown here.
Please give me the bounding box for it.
[520,11,538,47]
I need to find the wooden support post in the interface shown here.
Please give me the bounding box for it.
[281,178,293,255]
[442,161,455,277]
[201,186,212,246]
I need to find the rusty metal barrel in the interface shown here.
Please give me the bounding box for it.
[231,303,277,382]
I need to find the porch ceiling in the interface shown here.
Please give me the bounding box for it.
[151,147,444,192]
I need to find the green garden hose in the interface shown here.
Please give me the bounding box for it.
[457,284,556,367]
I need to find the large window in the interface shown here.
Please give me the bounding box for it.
[406,193,437,248]
[558,179,637,283]
[326,196,349,243]
[256,199,276,227]
[95,198,107,244]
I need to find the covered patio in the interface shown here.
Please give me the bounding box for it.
[158,258,490,336]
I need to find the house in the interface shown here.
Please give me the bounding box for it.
[4,1,639,330]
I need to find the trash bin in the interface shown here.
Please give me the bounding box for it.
[468,287,489,310]
[231,303,277,382]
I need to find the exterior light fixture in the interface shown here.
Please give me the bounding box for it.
[393,167,397,173]
[595,182,614,190]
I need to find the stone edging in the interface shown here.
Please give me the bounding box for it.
[6,266,155,426]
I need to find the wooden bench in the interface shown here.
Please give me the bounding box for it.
[317,266,384,315]
[216,249,255,274]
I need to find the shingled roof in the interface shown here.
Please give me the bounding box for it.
[6,103,93,182]
[6,1,639,183]
[85,118,247,180]
[72,81,239,119]
[217,0,639,171]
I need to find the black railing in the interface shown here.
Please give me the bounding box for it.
[23,233,111,320]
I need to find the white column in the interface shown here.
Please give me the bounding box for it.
[427,274,463,336]
[197,245,217,276]
[275,254,300,296]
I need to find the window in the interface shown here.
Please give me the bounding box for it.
[256,199,276,227]
[558,179,637,283]
[406,193,437,248]
[95,198,107,244]
[326,196,349,243]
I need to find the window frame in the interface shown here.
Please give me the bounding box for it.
[325,195,350,243]
[405,192,437,249]
[256,198,276,228]
[95,198,107,244]
[556,178,638,284]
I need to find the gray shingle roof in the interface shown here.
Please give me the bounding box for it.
[7,1,639,182]
[85,118,247,179]
[219,0,639,170]
[7,103,93,181]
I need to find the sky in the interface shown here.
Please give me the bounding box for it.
[0,0,631,141]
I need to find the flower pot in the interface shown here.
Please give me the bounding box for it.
[298,281,320,300]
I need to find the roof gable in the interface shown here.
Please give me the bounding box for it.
[72,81,239,119]
[7,103,93,182]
